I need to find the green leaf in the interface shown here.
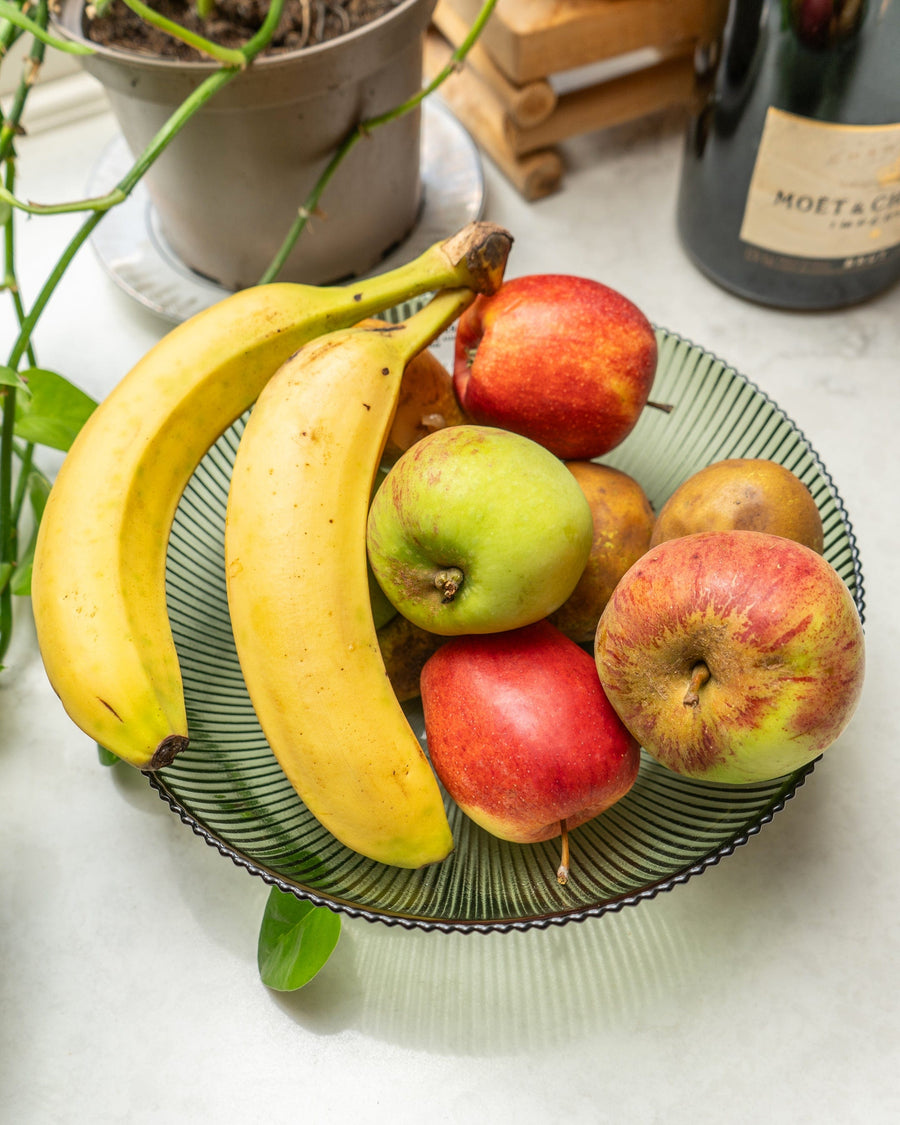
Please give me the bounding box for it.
[258,888,341,991]
[14,367,97,452]
[9,471,52,596]
[0,364,30,392]
[97,744,119,767]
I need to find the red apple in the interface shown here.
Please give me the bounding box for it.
[594,530,866,784]
[421,619,640,881]
[453,274,658,459]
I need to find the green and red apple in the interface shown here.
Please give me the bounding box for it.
[366,425,593,635]
[421,619,640,880]
[453,274,658,459]
[594,530,865,784]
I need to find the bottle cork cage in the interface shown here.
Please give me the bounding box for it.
[426,0,727,200]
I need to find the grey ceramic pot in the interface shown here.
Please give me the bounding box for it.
[57,0,437,289]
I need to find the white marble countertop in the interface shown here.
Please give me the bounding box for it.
[2,87,898,1124]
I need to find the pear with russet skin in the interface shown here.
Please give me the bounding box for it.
[377,613,448,702]
[550,461,655,644]
[382,345,468,465]
[650,458,824,553]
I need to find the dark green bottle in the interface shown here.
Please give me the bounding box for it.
[677,0,900,309]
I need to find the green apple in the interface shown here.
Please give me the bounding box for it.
[366,425,593,635]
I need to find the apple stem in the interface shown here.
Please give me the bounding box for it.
[434,567,464,602]
[683,661,711,707]
[556,820,570,885]
[647,400,674,414]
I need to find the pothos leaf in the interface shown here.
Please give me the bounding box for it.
[97,744,120,767]
[14,367,97,452]
[0,364,29,391]
[258,887,341,991]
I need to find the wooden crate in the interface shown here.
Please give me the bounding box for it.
[426,0,727,199]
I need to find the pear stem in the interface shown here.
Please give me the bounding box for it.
[683,661,711,707]
[557,820,570,885]
[434,567,464,602]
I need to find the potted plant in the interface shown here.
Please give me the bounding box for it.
[54,0,439,289]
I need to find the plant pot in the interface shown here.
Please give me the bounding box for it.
[56,0,437,290]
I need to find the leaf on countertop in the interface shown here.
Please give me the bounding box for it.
[258,887,341,991]
[97,744,120,767]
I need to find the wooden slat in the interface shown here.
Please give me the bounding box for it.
[424,31,564,201]
[505,50,696,155]
[433,0,557,128]
[447,0,727,83]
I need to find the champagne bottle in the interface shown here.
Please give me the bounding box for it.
[677,0,900,309]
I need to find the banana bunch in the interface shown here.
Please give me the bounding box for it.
[224,289,479,867]
[32,221,512,783]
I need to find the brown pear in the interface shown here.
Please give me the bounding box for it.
[382,345,467,465]
[650,458,824,553]
[549,462,655,644]
[377,613,449,703]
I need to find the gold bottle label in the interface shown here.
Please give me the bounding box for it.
[739,107,900,270]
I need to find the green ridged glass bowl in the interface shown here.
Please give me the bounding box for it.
[149,328,865,932]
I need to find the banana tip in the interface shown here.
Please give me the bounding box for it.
[443,222,514,296]
[149,734,189,770]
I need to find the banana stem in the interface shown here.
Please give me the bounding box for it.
[340,222,511,327]
[386,287,477,361]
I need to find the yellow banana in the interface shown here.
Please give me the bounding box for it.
[32,223,512,770]
[224,290,477,868]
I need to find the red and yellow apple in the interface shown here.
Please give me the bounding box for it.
[594,530,865,784]
[421,620,640,879]
[453,274,658,459]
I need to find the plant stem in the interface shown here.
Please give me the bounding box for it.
[0,0,94,53]
[1,2,24,56]
[0,0,284,661]
[257,0,499,284]
[0,380,14,660]
[0,0,49,166]
[0,181,127,215]
[5,0,285,373]
[119,0,247,66]
[10,438,35,529]
[0,0,48,661]
[2,164,37,366]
